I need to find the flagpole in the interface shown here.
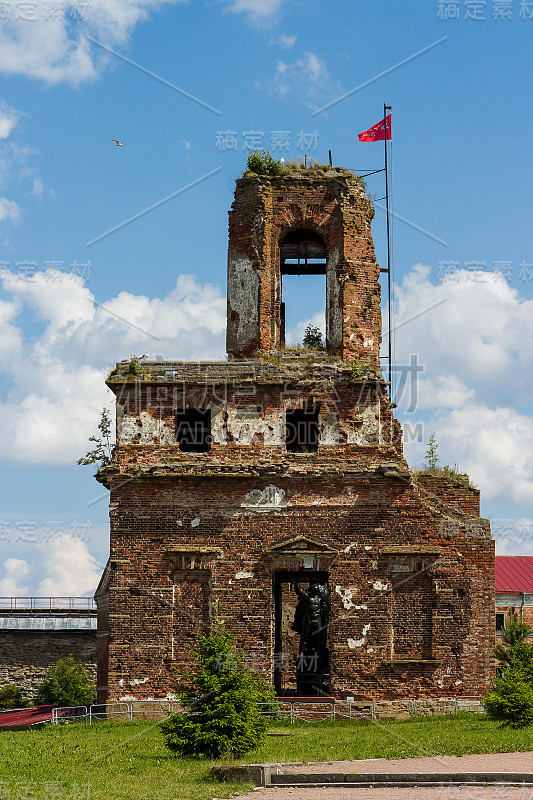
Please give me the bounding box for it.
[383,102,392,393]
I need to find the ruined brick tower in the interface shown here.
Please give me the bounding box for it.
[95,165,495,703]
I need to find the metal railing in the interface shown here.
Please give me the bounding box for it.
[260,696,484,723]
[51,700,181,724]
[0,597,96,615]
[50,696,484,725]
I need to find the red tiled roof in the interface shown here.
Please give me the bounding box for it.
[495,556,533,592]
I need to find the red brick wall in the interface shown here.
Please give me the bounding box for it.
[101,470,494,702]
[97,170,495,704]
[227,171,381,364]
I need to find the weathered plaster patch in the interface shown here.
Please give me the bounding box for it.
[336,586,356,609]
[117,408,174,445]
[335,586,367,612]
[344,402,383,446]
[226,408,284,446]
[365,545,372,551]
[130,677,149,686]
[319,412,340,446]
[347,624,371,649]
[372,581,389,591]
[191,518,200,528]
[210,405,228,445]
[343,543,357,554]
[227,252,260,352]
[235,572,253,579]
[242,485,287,511]
[326,248,342,351]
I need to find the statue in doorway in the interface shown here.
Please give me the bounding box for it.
[291,581,329,657]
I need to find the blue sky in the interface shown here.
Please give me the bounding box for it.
[1,0,532,596]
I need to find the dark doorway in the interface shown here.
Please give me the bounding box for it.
[273,571,329,696]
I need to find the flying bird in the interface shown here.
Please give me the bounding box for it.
[112,139,123,146]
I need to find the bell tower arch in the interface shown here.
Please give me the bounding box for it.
[226,167,382,366]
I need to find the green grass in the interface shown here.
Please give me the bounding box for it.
[2,714,533,800]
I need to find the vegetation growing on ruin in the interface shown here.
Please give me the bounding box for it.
[414,433,474,488]
[243,151,369,193]
[76,407,113,468]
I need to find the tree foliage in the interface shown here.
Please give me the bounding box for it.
[494,616,533,680]
[161,626,277,758]
[77,407,113,468]
[0,684,31,709]
[484,615,533,728]
[484,667,533,728]
[34,656,96,707]
[302,325,325,350]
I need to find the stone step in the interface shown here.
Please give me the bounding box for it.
[270,772,533,788]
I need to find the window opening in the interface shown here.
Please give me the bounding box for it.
[495,612,505,632]
[286,405,320,452]
[280,230,326,347]
[176,409,211,453]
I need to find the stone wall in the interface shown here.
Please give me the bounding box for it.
[0,632,97,697]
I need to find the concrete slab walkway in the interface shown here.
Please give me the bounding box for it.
[230,751,533,800]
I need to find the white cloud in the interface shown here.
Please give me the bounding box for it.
[431,406,533,506]
[0,196,20,222]
[268,52,343,110]
[37,536,102,596]
[493,517,533,555]
[223,0,284,24]
[394,265,533,506]
[29,176,44,199]
[0,270,226,465]
[272,33,296,48]
[0,102,20,139]
[0,101,41,225]
[0,537,101,595]
[0,558,30,595]
[0,0,187,85]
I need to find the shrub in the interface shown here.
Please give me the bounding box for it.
[246,150,284,176]
[34,656,96,707]
[0,684,31,710]
[494,616,533,680]
[302,325,324,350]
[484,667,533,728]
[161,626,277,758]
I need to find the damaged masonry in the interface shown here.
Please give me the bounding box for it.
[94,165,494,702]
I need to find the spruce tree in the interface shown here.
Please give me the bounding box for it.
[161,626,277,758]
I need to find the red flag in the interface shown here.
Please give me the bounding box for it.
[358,114,391,142]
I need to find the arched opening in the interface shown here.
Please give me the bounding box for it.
[280,230,327,348]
